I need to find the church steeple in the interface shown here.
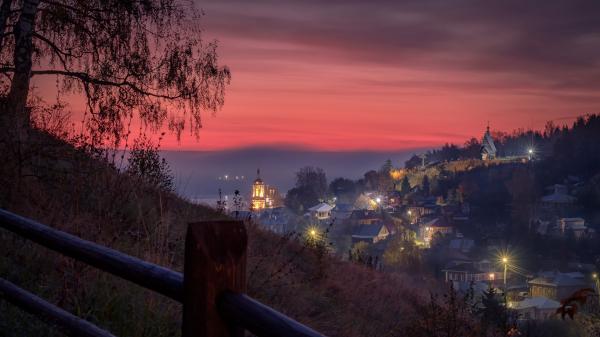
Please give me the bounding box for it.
[481,123,497,160]
[251,168,266,210]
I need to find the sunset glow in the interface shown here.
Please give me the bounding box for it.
[33,0,600,151]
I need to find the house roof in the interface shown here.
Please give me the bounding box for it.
[308,203,334,212]
[442,262,484,274]
[350,210,381,220]
[529,273,587,287]
[422,217,452,228]
[352,224,387,238]
[513,297,560,310]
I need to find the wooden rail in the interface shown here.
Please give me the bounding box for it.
[0,208,325,337]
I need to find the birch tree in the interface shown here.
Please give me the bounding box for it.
[0,0,230,144]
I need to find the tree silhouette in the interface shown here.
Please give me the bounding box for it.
[421,175,430,196]
[400,176,410,195]
[0,0,230,145]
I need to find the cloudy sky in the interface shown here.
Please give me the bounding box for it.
[42,0,600,151]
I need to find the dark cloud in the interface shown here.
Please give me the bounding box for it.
[200,0,600,91]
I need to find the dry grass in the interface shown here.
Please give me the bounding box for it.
[0,128,434,337]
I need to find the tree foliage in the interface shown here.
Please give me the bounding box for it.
[127,135,173,191]
[0,0,230,145]
[285,166,328,213]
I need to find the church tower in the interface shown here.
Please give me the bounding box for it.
[480,124,497,160]
[251,169,266,210]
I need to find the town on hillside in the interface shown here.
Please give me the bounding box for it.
[217,117,600,322]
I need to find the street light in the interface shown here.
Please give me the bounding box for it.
[502,256,509,288]
[593,273,599,291]
[527,148,534,161]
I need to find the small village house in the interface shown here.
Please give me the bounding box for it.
[308,202,334,222]
[528,272,589,301]
[351,223,390,244]
[419,217,453,247]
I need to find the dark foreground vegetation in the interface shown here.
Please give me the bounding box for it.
[0,123,420,336]
[2,114,598,336]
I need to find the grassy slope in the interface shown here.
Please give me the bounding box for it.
[0,130,425,337]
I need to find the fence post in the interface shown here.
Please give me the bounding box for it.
[182,220,247,337]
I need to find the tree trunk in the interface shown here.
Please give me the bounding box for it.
[0,0,12,51]
[6,0,39,129]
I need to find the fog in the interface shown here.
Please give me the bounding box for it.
[162,147,422,201]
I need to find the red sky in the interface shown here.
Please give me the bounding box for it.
[33,0,600,151]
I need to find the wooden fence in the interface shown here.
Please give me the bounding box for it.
[0,209,325,337]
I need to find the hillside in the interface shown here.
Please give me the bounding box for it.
[0,129,433,337]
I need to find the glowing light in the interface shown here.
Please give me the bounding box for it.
[305,225,321,241]
[528,148,533,154]
[390,169,404,180]
[489,273,495,280]
[407,210,412,216]
[375,197,381,204]
[502,257,508,264]
[593,273,598,279]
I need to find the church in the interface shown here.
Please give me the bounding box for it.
[480,125,497,160]
[251,169,280,211]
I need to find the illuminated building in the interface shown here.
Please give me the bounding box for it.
[481,124,497,160]
[251,169,281,211]
[251,169,266,210]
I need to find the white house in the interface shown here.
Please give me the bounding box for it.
[308,203,334,221]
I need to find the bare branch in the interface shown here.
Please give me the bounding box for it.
[32,32,70,69]
[31,69,183,100]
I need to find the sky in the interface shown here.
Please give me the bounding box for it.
[35,0,600,151]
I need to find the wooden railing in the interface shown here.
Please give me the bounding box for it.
[0,209,325,337]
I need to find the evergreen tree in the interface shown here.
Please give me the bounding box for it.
[478,285,508,334]
[421,175,430,196]
[400,176,411,195]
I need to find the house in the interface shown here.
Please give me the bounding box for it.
[558,217,593,238]
[419,217,453,246]
[349,209,382,225]
[528,272,589,301]
[351,223,390,244]
[540,184,576,217]
[307,203,334,221]
[332,203,354,220]
[442,262,494,283]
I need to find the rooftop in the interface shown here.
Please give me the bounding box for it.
[512,297,560,310]
[352,224,387,238]
[308,203,334,212]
